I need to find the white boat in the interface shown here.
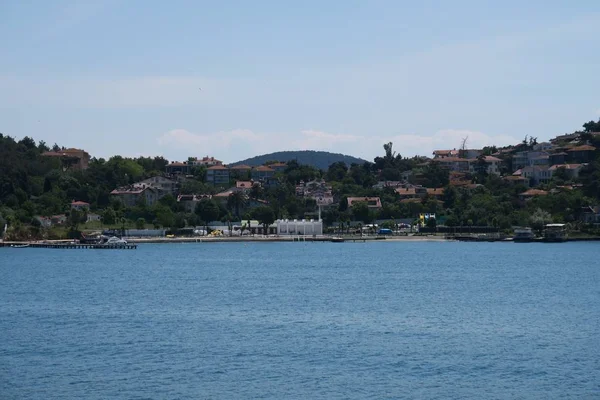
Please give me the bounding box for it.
[513,227,535,242]
[105,236,128,245]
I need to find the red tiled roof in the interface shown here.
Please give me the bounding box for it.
[207,165,229,170]
[567,145,596,152]
[520,189,548,196]
[483,156,502,162]
[396,188,416,196]
[548,163,583,171]
[254,165,274,171]
[426,188,445,196]
[71,201,90,206]
[230,164,252,170]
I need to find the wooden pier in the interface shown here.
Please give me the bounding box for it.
[1,242,137,250]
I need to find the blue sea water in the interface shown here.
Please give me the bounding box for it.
[1,241,599,399]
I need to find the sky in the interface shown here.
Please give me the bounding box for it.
[1,0,599,163]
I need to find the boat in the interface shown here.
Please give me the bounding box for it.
[11,244,30,248]
[513,227,535,242]
[104,236,128,245]
[544,224,567,242]
[330,237,345,243]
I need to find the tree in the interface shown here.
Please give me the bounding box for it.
[426,217,437,229]
[227,190,249,218]
[102,207,116,225]
[351,201,372,224]
[252,205,275,235]
[530,208,552,235]
[195,198,220,232]
[67,209,82,232]
[135,217,146,229]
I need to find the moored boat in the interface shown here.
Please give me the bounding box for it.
[513,227,535,242]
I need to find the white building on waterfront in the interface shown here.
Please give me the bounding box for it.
[276,219,323,236]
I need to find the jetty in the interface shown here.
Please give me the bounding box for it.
[0,242,137,250]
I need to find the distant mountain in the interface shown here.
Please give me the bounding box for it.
[230,150,369,170]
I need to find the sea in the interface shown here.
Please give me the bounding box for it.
[1,241,599,399]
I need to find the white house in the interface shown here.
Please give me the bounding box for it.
[136,176,178,195]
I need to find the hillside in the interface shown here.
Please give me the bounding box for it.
[230,150,369,170]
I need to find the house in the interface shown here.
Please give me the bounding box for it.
[71,200,90,211]
[503,175,529,187]
[51,215,67,225]
[433,150,458,159]
[567,145,596,163]
[193,156,223,167]
[548,163,584,179]
[251,165,275,181]
[229,164,252,178]
[519,189,548,202]
[458,149,482,159]
[42,148,91,170]
[533,142,554,152]
[206,165,230,186]
[166,161,193,175]
[347,197,382,209]
[581,206,600,224]
[87,213,102,223]
[396,187,444,201]
[269,162,287,173]
[372,181,404,189]
[110,186,160,207]
[520,166,552,185]
[34,216,52,228]
[474,156,502,175]
[177,194,212,212]
[437,157,471,173]
[549,152,568,165]
[136,176,178,195]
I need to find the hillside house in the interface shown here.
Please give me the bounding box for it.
[110,186,160,207]
[177,194,212,212]
[347,197,382,209]
[251,165,276,181]
[71,200,90,211]
[165,161,193,175]
[194,156,223,167]
[136,176,178,195]
[433,150,458,159]
[42,148,91,170]
[206,165,230,186]
[567,145,596,163]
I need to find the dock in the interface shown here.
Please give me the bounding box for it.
[0,242,137,249]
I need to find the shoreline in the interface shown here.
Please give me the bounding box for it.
[0,235,451,246]
[2,235,600,246]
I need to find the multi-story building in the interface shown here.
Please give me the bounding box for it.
[42,148,91,170]
[206,165,230,186]
[136,176,178,195]
[194,156,223,167]
[110,186,160,207]
[251,165,275,181]
[165,161,193,175]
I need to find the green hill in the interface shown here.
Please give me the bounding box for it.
[231,150,368,170]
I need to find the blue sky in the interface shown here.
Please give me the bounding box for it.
[1,0,599,163]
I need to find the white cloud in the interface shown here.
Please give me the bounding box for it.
[595,108,600,116]
[156,128,520,163]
